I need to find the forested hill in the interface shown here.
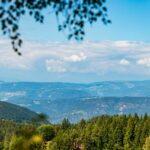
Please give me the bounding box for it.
[0,114,150,150]
[0,101,37,121]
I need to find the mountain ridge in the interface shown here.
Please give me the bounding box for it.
[1,81,150,122]
[0,101,37,122]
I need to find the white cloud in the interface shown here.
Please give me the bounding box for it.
[64,52,87,62]
[137,57,150,67]
[120,59,130,65]
[113,41,137,48]
[1,39,150,77]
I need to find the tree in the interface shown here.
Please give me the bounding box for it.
[37,124,55,141]
[61,118,71,130]
[124,116,135,150]
[9,135,25,150]
[143,136,150,150]
[0,0,111,55]
[79,118,86,130]
[8,126,44,150]
[9,134,44,150]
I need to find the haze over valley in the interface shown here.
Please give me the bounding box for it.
[1,81,150,122]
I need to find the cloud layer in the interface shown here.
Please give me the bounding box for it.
[1,39,150,81]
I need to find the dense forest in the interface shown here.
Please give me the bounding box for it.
[0,114,150,150]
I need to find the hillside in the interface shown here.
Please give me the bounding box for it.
[0,101,37,121]
[0,81,150,122]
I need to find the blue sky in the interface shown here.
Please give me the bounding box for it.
[1,0,150,83]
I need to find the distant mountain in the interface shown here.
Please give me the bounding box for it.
[0,101,37,121]
[0,81,150,122]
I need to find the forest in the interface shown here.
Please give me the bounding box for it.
[0,114,150,150]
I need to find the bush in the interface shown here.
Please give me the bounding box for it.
[37,125,55,141]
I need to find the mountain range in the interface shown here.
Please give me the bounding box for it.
[0,81,150,122]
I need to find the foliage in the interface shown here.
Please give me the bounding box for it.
[0,0,110,55]
[0,114,150,150]
[61,118,72,130]
[37,124,55,141]
[143,136,150,150]
[8,126,44,150]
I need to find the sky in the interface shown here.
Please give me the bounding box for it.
[1,0,150,83]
